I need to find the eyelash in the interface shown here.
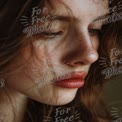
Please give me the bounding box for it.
[88,28,104,36]
[41,31,63,40]
[41,28,104,40]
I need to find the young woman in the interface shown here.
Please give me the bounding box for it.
[0,0,121,121]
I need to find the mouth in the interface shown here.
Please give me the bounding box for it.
[53,72,87,89]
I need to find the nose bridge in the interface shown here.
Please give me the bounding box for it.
[79,31,97,54]
[62,29,99,66]
[77,31,93,49]
[71,27,97,54]
[70,25,93,50]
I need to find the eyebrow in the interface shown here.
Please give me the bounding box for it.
[93,13,110,22]
[51,13,110,23]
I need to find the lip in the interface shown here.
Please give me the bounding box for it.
[54,72,87,88]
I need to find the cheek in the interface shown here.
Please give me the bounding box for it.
[19,45,51,81]
[34,41,62,67]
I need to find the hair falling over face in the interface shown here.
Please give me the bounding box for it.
[0,0,122,122]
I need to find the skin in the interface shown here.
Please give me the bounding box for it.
[3,0,109,107]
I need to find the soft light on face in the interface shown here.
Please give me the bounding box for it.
[6,0,109,105]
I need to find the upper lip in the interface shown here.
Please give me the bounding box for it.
[52,71,87,83]
[68,72,87,80]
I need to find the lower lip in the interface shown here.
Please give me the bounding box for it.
[54,79,85,88]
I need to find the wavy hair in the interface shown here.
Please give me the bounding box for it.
[0,0,121,122]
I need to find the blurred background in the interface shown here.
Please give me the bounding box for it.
[103,74,122,119]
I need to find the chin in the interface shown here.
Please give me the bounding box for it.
[40,88,78,106]
[52,97,76,106]
[41,96,76,106]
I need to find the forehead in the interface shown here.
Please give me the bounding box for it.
[61,0,108,14]
[45,0,109,22]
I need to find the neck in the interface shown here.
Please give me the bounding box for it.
[0,87,28,122]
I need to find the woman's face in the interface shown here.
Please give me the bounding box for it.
[6,0,108,105]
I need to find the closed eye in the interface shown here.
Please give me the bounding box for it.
[88,29,103,35]
[41,31,63,38]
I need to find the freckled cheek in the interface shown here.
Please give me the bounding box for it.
[34,46,59,69]
[48,51,60,65]
[32,42,68,67]
[20,46,32,60]
[21,47,48,71]
[49,46,66,63]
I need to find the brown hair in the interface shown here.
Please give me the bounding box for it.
[0,0,121,122]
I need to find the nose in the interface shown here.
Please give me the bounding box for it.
[62,32,99,67]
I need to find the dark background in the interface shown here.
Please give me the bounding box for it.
[103,74,122,118]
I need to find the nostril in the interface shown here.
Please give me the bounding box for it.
[63,59,83,67]
[74,62,84,65]
[67,62,84,67]
[62,49,98,67]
